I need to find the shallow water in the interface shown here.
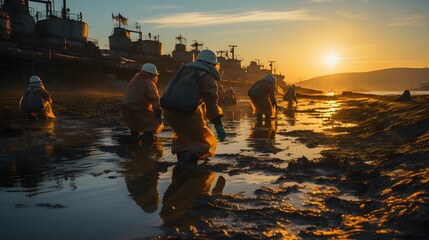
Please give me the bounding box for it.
[0,96,408,239]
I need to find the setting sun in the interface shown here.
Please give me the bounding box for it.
[324,53,339,67]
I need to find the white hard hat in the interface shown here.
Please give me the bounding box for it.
[264,74,277,84]
[29,75,42,83]
[141,63,159,75]
[196,49,218,65]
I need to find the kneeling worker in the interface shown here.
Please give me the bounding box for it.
[19,75,56,120]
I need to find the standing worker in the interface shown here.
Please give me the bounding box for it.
[248,74,277,126]
[19,75,56,120]
[162,49,226,169]
[122,63,164,143]
[283,84,298,106]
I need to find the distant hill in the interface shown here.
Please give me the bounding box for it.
[299,68,429,92]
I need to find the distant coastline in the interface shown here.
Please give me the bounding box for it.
[299,68,429,92]
[356,91,429,96]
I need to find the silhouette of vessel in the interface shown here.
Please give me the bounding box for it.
[216,45,286,90]
[0,0,285,89]
[0,0,179,85]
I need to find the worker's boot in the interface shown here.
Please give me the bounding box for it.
[256,113,263,127]
[140,131,155,144]
[176,151,198,170]
[212,176,226,195]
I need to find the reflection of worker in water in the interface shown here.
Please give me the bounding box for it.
[1,120,56,189]
[248,119,278,152]
[19,75,56,120]
[283,103,297,126]
[248,74,277,126]
[122,63,164,143]
[283,84,298,106]
[160,165,225,227]
[124,141,164,213]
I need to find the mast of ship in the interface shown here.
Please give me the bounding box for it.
[229,44,237,60]
[191,40,203,51]
[176,34,185,45]
[216,50,226,58]
[268,60,276,74]
[134,22,142,40]
[112,13,142,40]
[112,12,128,28]
[191,40,203,54]
[61,0,67,19]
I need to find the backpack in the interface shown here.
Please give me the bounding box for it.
[20,89,44,113]
[248,80,266,99]
[160,66,206,114]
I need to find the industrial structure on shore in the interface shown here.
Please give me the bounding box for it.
[0,0,285,89]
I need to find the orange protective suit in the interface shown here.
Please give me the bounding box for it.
[122,72,164,134]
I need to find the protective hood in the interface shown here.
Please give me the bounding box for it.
[27,81,44,91]
[186,61,221,81]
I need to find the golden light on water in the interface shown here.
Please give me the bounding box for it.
[320,100,339,119]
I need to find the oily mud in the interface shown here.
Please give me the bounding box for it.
[1,90,428,239]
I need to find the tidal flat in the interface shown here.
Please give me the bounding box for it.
[1,90,428,239]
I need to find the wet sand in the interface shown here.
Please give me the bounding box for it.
[0,89,428,239]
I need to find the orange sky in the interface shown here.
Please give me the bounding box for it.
[33,0,429,82]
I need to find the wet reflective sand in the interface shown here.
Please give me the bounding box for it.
[1,92,428,239]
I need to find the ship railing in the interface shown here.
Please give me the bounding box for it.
[130,35,161,42]
[35,10,82,21]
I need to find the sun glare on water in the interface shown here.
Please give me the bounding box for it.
[324,53,339,67]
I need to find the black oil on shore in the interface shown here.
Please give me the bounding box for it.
[1,89,428,239]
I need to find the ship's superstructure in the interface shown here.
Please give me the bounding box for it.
[171,35,194,64]
[217,45,245,82]
[108,13,162,59]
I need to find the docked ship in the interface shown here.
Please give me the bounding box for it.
[0,0,105,84]
[0,0,285,90]
[216,45,245,82]
[215,45,286,91]
[0,0,179,86]
[245,60,285,83]
[105,13,180,83]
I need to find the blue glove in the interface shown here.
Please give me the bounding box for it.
[215,125,226,142]
[157,116,163,124]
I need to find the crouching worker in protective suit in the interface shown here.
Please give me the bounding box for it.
[162,49,226,169]
[248,74,277,126]
[223,87,237,105]
[19,75,56,120]
[122,63,164,143]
